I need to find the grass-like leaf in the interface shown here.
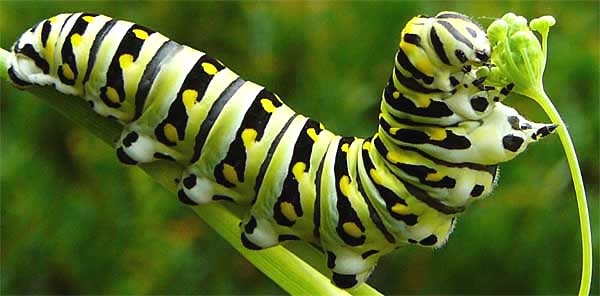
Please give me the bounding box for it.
[0,47,382,296]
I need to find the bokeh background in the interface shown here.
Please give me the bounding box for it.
[1,1,598,294]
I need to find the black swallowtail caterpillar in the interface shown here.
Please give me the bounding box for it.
[7,11,556,288]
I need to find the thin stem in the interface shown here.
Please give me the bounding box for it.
[519,48,537,86]
[521,87,592,296]
[540,31,549,75]
[503,35,527,84]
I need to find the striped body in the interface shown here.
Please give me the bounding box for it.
[7,12,556,288]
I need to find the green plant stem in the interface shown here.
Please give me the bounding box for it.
[521,87,592,296]
[0,47,382,296]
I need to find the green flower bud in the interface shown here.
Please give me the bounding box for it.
[509,14,528,32]
[487,19,508,44]
[476,66,490,78]
[486,12,555,99]
[510,31,537,50]
[502,12,518,23]
[530,16,556,35]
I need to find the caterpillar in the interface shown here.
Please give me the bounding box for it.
[7,11,556,289]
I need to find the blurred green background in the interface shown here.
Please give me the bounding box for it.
[1,1,598,294]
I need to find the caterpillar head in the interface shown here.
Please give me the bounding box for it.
[429,12,491,67]
[401,12,490,69]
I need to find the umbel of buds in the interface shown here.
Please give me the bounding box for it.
[486,13,556,101]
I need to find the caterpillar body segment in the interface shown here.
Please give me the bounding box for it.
[7,11,556,289]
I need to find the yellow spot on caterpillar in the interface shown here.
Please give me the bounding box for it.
[425,171,444,182]
[61,64,75,81]
[389,127,400,135]
[82,16,94,23]
[49,17,58,24]
[386,151,410,164]
[414,56,434,75]
[429,129,447,141]
[369,169,383,185]
[319,123,325,130]
[307,128,318,142]
[393,91,400,99]
[292,162,306,182]
[362,141,371,150]
[223,163,238,184]
[280,202,297,221]
[242,129,257,149]
[132,29,149,40]
[391,203,410,215]
[342,222,363,238]
[105,86,120,104]
[260,99,276,113]
[182,89,198,110]
[202,62,218,75]
[413,96,431,108]
[341,143,350,153]
[70,33,82,47]
[400,39,434,75]
[164,123,178,143]
[119,54,134,69]
[339,175,351,197]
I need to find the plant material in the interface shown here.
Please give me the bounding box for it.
[486,13,592,296]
